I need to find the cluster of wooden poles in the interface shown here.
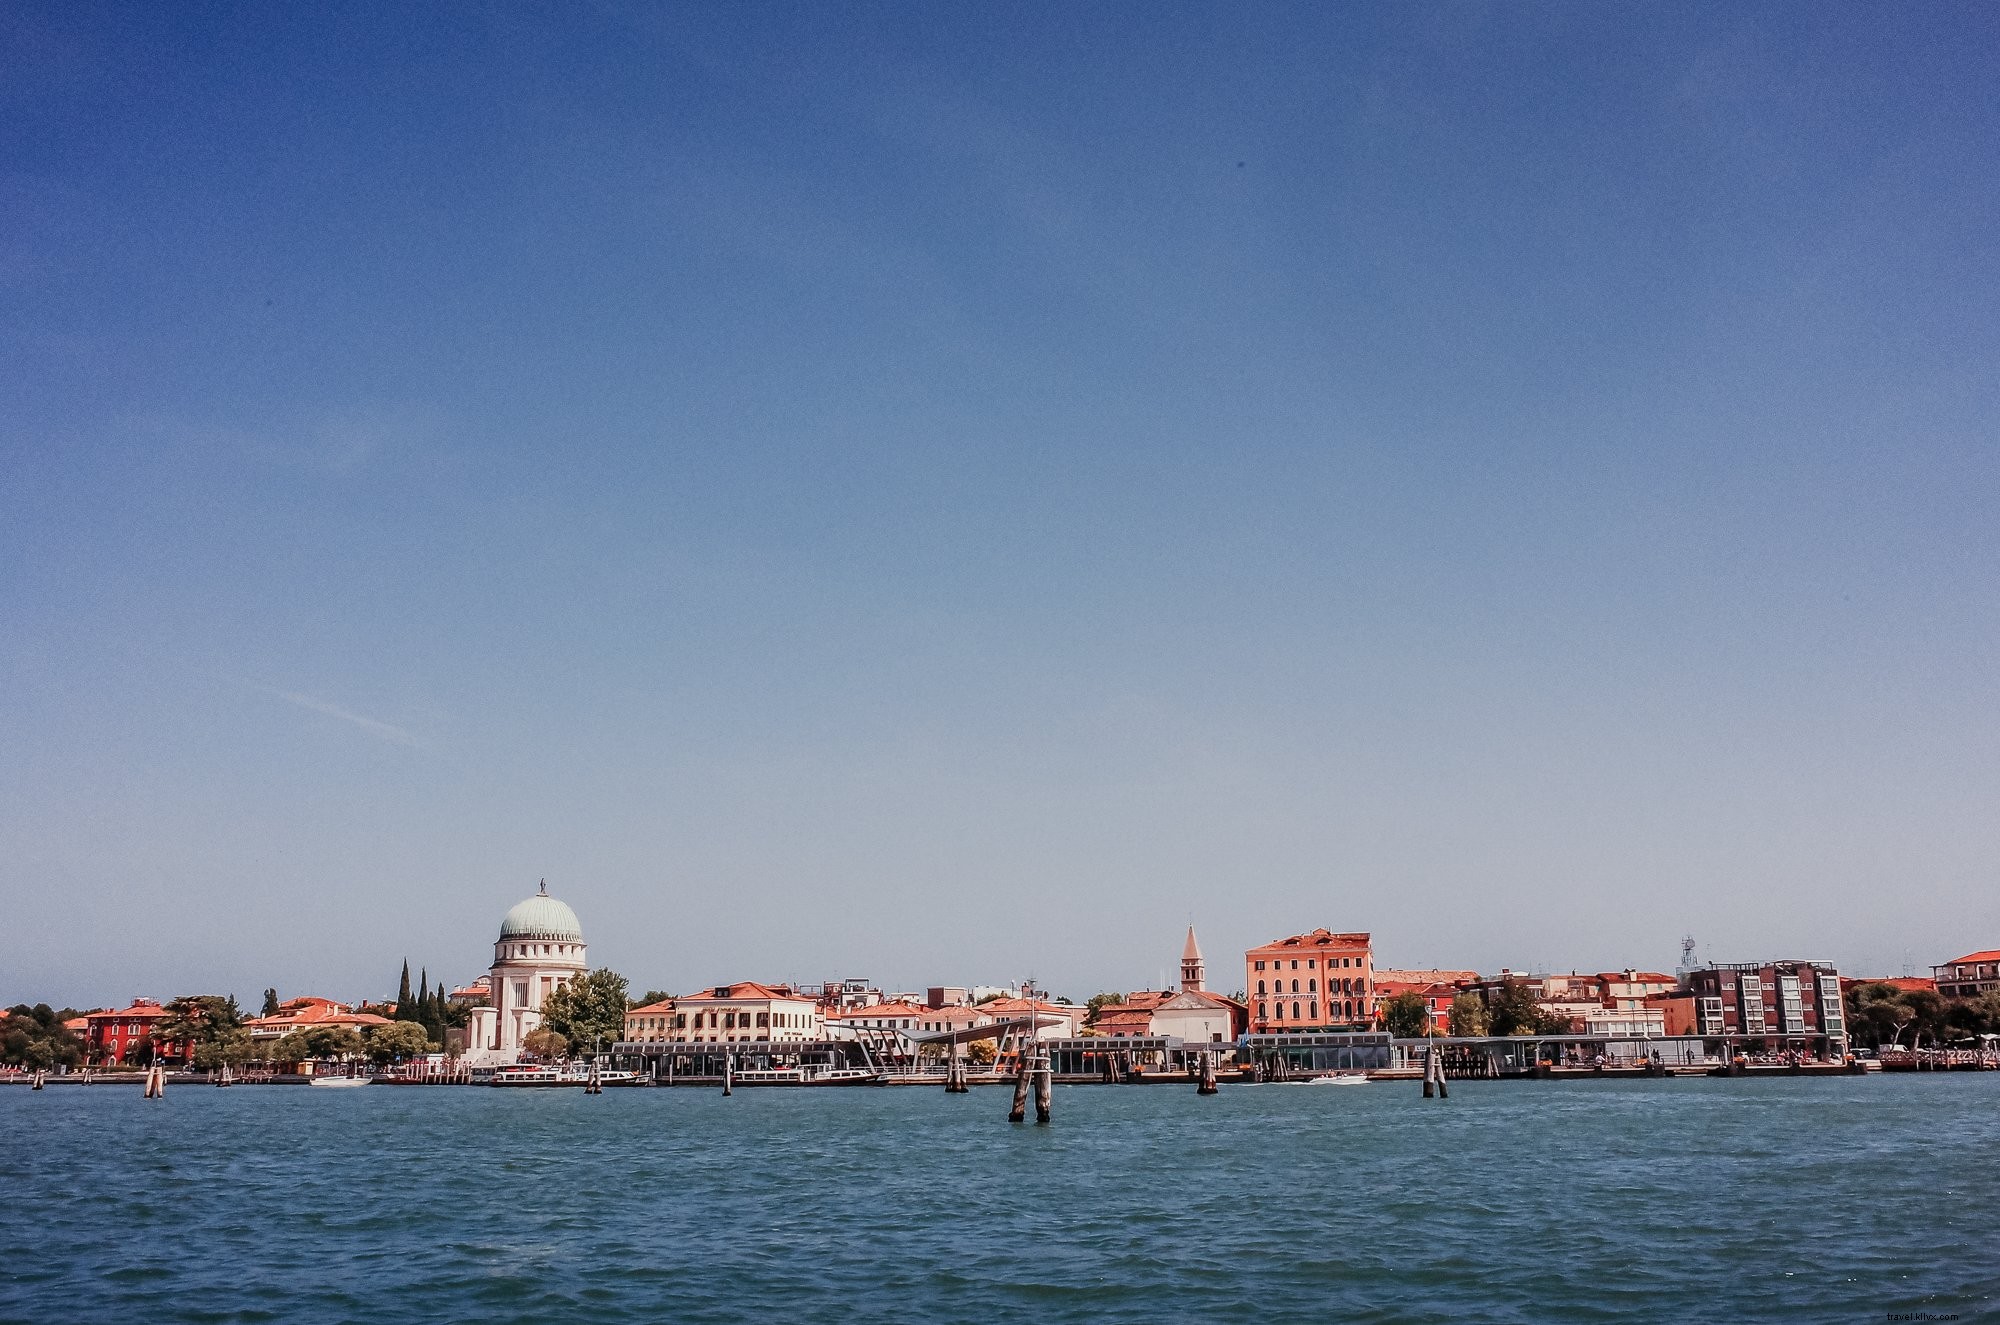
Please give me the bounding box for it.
[1422,1044,1450,1098]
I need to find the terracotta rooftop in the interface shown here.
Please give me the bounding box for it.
[1943,950,2000,966]
[1253,929,1372,950]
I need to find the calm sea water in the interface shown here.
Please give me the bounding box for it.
[4,1074,1995,1323]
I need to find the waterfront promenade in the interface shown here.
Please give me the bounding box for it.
[5,1075,1993,1323]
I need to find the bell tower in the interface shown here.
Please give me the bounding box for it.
[1180,926,1205,992]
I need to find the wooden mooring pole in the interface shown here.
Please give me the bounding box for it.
[1008,1054,1030,1122]
[143,1064,165,1099]
[1196,1051,1218,1096]
[1033,1052,1053,1124]
[722,1052,734,1097]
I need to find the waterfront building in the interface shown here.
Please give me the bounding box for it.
[1582,1006,1667,1039]
[824,1001,928,1034]
[975,996,1080,1039]
[1932,951,2000,999]
[915,1004,993,1036]
[1244,929,1376,1033]
[468,881,588,1060]
[672,982,822,1043]
[1373,969,1477,1033]
[1090,988,1244,1042]
[623,997,677,1043]
[243,997,391,1044]
[1685,961,1847,1051]
[1091,928,1246,1041]
[1598,970,1679,1009]
[1645,992,1699,1036]
[83,998,188,1066]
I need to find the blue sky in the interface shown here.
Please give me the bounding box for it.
[4,4,1997,1008]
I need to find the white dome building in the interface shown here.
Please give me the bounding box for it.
[467,881,588,1060]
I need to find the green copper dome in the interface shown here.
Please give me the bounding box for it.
[499,883,583,941]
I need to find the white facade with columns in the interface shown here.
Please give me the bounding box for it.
[466,882,587,1063]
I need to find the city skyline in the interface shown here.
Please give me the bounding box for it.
[6,5,1998,1008]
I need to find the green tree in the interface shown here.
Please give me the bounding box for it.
[156,995,243,1065]
[273,1025,365,1064]
[1383,991,1431,1039]
[522,1027,568,1060]
[367,1021,435,1064]
[261,988,281,1016]
[538,968,630,1052]
[192,1027,256,1071]
[1486,980,1546,1037]
[634,991,673,1008]
[1448,992,1489,1037]
[1,1004,85,1070]
[128,1033,156,1067]
[395,961,416,1022]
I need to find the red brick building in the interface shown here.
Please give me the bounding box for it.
[83,998,189,1065]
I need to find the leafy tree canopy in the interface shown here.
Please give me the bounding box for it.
[273,1026,365,1063]
[1448,992,1489,1038]
[522,1027,568,1060]
[367,1021,435,1064]
[539,969,629,1052]
[1383,991,1432,1039]
[157,995,243,1063]
[192,1027,256,1070]
[2,1004,84,1070]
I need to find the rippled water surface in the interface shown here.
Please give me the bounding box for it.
[4,1074,1995,1322]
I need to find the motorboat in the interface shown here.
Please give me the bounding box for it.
[1304,1073,1370,1086]
[308,1075,372,1088]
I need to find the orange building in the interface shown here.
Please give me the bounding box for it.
[1245,929,1376,1033]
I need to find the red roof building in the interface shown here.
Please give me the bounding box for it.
[1245,929,1376,1033]
[1933,952,2000,1000]
[242,997,392,1043]
[83,999,188,1066]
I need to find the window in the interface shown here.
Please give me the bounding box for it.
[1255,960,1265,971]
[1290,979,1298,993]
[1308,979,1316,992]
[1272,1003,1283,1020]
[757,1012,769,1027]
[1258,1002,1267,1019]
[1290,960,1298,970]
[1292,1002,1301,1020]
[1257,980,1265,995]
[1309,1002,1317,1020]
[1307,959,1316,969]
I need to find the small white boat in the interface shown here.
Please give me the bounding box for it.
[1305,1073,1370,1086]
[309,1075,372,1088]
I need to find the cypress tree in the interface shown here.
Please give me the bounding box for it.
[396,960,414,1022]
[416,968,436,1040]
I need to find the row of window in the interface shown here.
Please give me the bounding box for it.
[1251,956,1366,972]
[1254,977,1371,997]
[1256,1000,1368,1022]
[635,1009,814,1031]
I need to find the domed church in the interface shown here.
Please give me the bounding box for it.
[466,880,587,1060]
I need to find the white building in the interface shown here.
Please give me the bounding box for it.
[466,881,587,1062]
